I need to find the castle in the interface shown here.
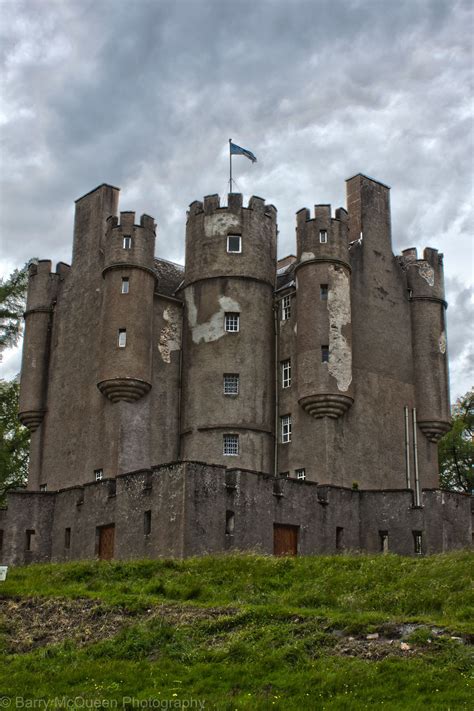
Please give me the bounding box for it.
[0,173,472,564]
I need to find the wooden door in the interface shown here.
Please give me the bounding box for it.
[273,524,298,556]
[98,524,115,560]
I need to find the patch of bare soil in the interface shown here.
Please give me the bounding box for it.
[0,598,237,653]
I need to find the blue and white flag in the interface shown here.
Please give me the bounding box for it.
[230,142,257,163]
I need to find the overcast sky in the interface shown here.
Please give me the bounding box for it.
[0,0,472,399]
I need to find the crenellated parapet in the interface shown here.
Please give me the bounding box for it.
[295,205,353,419]
[19,260,70,431]
[399,247,450,442]
[96,211,157,403]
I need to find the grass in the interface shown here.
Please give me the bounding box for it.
[0,551,473,709]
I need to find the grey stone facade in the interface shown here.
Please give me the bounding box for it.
[1,172,470,564]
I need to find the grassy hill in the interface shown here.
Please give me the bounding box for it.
[0,551,473,709]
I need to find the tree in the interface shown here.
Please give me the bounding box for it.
[0,378,29,504]
[438,388,474,493]
[0,261,35,354]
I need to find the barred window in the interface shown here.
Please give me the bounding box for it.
[225,312,240,332]
[413,531,423,555]
[40,484,47,492]
[223,434,239,456]
[121,277,130,294]
[94,469,103,481]
[281,359,291,388]
[123,236,132,249]
[118,329,127,348]
[281,295,291,321]
[224,374,239,395]
[227,235,241,253]
[295,468,306,480]
[281,415,292,443]
[320,284,328,300]
[319,230,328,244]
[321,345,329,363]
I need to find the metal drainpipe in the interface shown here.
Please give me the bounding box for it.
[177,303,184,460]
[273,298,279,478]
[404,406,411,489]
[412,407,421,506]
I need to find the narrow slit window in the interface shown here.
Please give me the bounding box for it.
[25,529,35,552]
[121,277,130,294]
[94,468,103,481]
[118,329,127,348]
[336,527,344,550]
[227,235,241,253]
[281,415,292,443]
[319,230,328,244]
[281,359,291,388]
[225,510,235,534]
[321,345,329,363]
[380,531,389,554]
[223,434,239,456]
[413,531,423,555]
[224,374,239,395]
[123,236,132,249]
[320,284,328,300]
[224,313,240,332]
[144,510,152,536]
[65,528,71,549]
[281,295,291,321]
[295,468,306,480]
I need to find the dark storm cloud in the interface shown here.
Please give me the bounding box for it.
[0,0,472,396]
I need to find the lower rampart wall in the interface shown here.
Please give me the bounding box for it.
[0,462,472,565]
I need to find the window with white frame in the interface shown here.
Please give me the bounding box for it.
[295,468,306,480]
[94,469,103,481]
[223,434,239,456]
[281,295,291,321]
[281,359,291,388]
[224,312,240,332]
[118,329,127,348]
[121,277,130,294]
[227,235,242,253]
[224,374,239,395]
[319,230,328,244]
[123,236,132,249]
[40,484,47,492]
[281,415,292,443]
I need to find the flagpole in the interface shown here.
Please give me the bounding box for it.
[229,138,233,193]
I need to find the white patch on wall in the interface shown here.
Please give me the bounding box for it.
[185,287,241,344]
[300,251,315,262]
[439,331,447,354]
[204,213,240,237]
[327,266,352,392]
[158,306,182,363]
[417,261,435,287]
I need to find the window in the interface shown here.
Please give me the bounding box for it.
[227,235,241,253]
[319,229,328,244]
[224,313,239,332]
[65,528,71,549]
[225,510,235,534]
[380,531,389,554]
[121,277,130,294]
[281,359,291,388]
[295,468,306,480]
[25,529,35,552]
[413,531,423,555]
[123,236,132,249]
[223,434,239,456]
[321,345,329,363]
[94,469,103,481]
[281,295,291,321]
[320,284,328,300]
[118,329,127,348]
[40,484,47,492]
[144,510,152,536]
[281,415,292,443]
[224,374,239,395]
[336,527,344,550]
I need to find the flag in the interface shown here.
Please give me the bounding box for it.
[230,142,257,163]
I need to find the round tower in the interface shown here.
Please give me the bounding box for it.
[180,192,277,472]
[97,211,156,402]
[403,247,450,442]
[18,260,58,431]
[295,205,354,418]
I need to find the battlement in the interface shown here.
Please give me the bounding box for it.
[106,211,156,233]
[400,247,445,299]
[296,203,350,266]
[187,193,277,220]
[25,260,65,312]
[296,204,348,227]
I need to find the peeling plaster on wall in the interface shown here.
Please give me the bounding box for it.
[327,266,352,392]
[439,331,447,354]
[158,306,182,363]
[417,261,435,287]
[204,213,240,237]
[300,251,315,262]
[185,287,241,344]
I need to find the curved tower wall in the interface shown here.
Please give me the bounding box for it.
[404,247,450,442]
[97,211,156,403]
[295,205,354,418]
[180,193,277,472]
